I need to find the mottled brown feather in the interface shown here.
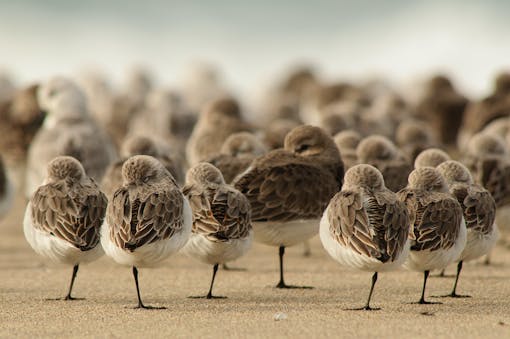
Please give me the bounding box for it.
[328,189,409,262]
[183,184,251,242]
[233,150,341,222]
[397,188,463,251]
[30,179,107,251]
[450,183,496,235]
[107,179,184,251]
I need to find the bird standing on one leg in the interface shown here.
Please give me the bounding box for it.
[397,167,466,304]
[182,163,252,298]
[434,160,498,298]
[234,125,344,289]
[320,164,410,310]
[101,155,192,309]
[23,156,107,300]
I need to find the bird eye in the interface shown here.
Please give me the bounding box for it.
[143,176,150,183]
[295,144,310,153]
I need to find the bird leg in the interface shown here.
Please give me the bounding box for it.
[276,246,313,289]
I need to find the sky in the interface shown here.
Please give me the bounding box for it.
[1,0,510,98]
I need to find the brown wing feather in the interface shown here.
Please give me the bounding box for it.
[328,190,409,262]
[398,189,462,251]
[31,180,107,251]
[451,183,496,235]
[476,157,510,207]
[234,154,340,222]
[107,180,184,252]
[210,186,251,240]
[182,184,223,239]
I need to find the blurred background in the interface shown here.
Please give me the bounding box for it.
[1,0,510,99]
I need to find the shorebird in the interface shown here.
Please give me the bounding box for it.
[434,161,498,297]
[416,75,468,146]
[333,129,361,170]
[26,77,117,198]
[101,155,192,309]
[23,156,107,300]
[462,133,510,208]
[458,72,510,148]
[0,155,14,219]
[186,97,252,166]
[395,120,437,162]
[182,163,252,298]
[233,125,343,288]
[0,84,45,167]
[357,135,412,192]
[206,132,267,184]
[414,148,451,169]
[397,167,466,304]
[320,164,410,310]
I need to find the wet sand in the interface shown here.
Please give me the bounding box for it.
[1,193,510,338]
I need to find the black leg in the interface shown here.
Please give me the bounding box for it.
[433,261,472,298]
[346,272,380,311]
[64,264,81,300]
[275,246,313,289]
[132,267,166,309]
[189,264,227,299]
[45,264,84,301]
[413,270,441,305]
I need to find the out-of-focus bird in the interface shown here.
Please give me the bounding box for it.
[333,130,361,170]
[414,148,451,169]
[25,77,117,198]
[357,135,412,192]
[0,155,14,219]
[416,75,468,146]
[186,97,252,166]
[206,132,267,184]
[395,119,437,162]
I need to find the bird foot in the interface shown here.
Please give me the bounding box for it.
[46,296,84,301]
[345,305,381,311]
[188,295,227,299]
[275,282,313,289]
[132,304,166,310]
[432,293,471,299]
[409,300,442,305]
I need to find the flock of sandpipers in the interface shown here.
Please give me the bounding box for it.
[0,67,509,310]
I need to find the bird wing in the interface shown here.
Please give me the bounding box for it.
[328,190,408,262]
[31,180,107,251]
[409,192,463,251]
[451,183,496,235]
[209,186,252,241]
[233,157,339,222]
[107,181,184,251]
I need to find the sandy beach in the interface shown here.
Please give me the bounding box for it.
[1,193,509,338]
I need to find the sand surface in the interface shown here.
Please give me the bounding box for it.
[1,193,510,339]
